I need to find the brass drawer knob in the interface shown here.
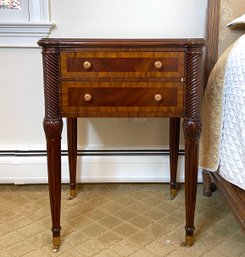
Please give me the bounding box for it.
[84,93,93,102]
[83,61,92,70]
[154,93,163,102]
[154,60,163,70]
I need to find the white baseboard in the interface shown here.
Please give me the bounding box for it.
[0,153,203,185]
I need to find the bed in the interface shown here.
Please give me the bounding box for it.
[200,0,245,231]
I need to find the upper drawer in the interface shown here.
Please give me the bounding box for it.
[60,51,185,79]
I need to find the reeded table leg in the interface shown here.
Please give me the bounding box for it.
[43,118,63,252]
[67,118,77,199]
[183,119,201,246]
[169,117,180,199]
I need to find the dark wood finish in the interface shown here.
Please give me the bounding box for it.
[67,118,77,198]
[202,0,221,196]
[41,46,63,251]
[61,51,185,78]
[43,119,62,251]
[68,87,178,107]
[38,38,205,250]
[183,47,203,245]
[61,81,184,117]
[169,117,180,198]
[183,119,201,244]
[204,0,221,85]
[202,169,213,197]
[202,0,221,197]
[66,57,179,72]
[210,172,245,232]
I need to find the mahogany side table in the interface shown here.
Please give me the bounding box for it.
[38,38,205,251]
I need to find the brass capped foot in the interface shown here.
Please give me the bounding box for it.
[70,189,76,198]
[185,235,193,247]
[180,235,194,247]
[52,246,58,253]
[52,236,60,253]
[170,188,177,199]
[66,189,76,200]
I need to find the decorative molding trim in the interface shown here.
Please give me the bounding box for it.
[29,0,50,22]
[0,149,185,157]
[0,22,54,47]
[0,0,54,47]
[0,149,203,185]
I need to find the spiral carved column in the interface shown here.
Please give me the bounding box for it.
[183,47,203,246]
[42,47,63,252]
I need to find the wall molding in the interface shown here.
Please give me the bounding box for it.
[0,149,203,185]
[0,22,53,47]
[0,0,53,47]
[0,149,185,157]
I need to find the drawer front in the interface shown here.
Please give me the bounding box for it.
[61,52,185,79]
[61,81,184,117]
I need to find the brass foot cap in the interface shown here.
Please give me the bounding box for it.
[180,236,194,247]
[66,189,76,200]
[52,237,60,252]
[185,235,194,247]
[52,246,58,253]
[170,189,177,199]
[70,189,76,198]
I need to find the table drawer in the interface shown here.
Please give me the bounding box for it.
[61,51,185,79]
[61,81,184,117]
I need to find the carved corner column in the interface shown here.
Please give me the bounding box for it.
[183,46,203,246]
[41,47,63,252]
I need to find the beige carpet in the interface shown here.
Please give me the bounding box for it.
[0,183,244,257]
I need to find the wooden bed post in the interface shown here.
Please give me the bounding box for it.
[202,0,221,196]
[204,0,221,85]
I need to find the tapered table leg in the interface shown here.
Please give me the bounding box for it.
[44,118,63,252]
[169,117,180,199]
[183,45,203,246]
[67,118,77,199]
[183,119,201,246]
[41,46,63,251]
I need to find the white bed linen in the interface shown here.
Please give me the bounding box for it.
[219,34,245,190]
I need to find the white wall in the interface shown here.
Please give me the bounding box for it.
[0,0,207,184]
[50,0,207,39]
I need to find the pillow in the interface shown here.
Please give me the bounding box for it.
[227,14,245,29]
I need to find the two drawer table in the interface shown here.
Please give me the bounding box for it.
[38,38,205,251]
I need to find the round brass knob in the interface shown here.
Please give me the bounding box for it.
[83,61,92,70]
[154,60,163,70]
[84,93,93,102]
[154,93,163,102]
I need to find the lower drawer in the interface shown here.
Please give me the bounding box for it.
[61,81,184,117]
